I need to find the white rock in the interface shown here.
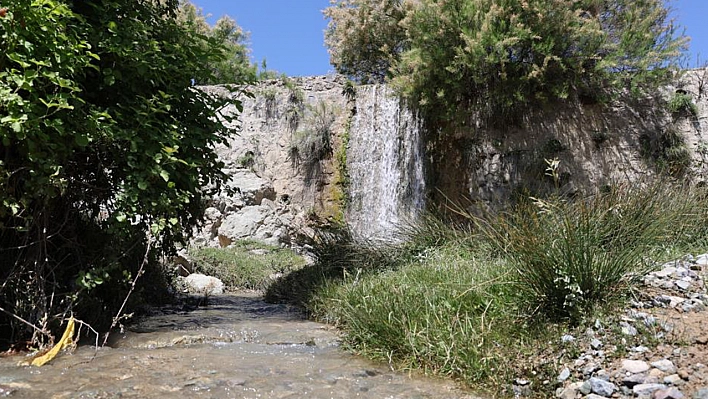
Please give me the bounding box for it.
[652,360,677,374]
[622,359,651,374]
[183,274,225,295]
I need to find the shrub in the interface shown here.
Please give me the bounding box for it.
[668,91,699,117]
[0,0,244,348]
[325,0,688,125]
[477,183,707,321]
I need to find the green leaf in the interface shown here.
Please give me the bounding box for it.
[75,135,89,147]
[160,170,170,182]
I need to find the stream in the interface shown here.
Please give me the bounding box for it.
[0,293,480,398]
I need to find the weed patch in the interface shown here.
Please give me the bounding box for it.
[189,240,306,291]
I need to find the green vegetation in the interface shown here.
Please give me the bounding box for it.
[0,0,244,348]
[177,2,278,83]
[266,182,708,394]
[325,0,687,125]
[668,91,699,118]
[189,240,307,291]
[640,126,693,177]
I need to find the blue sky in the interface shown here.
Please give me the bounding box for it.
[192,0,708,77]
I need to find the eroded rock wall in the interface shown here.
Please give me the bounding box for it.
[195,70,708,247]
[193,76,351,247]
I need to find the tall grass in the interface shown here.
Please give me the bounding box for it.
[309,244,516,385]
[475,183,708,321]
[267,181,708,391]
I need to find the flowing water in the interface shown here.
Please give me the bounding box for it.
[347,85,426,240]
[0,293,479,398]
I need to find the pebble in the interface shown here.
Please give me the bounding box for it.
[694,388,708,399]
[664,374,684,386]
[580,380,592,395]
[589,377,616,397]
[623,373,651,388]
[623,360,651,374]
[620,321,638,336]
[678,369,691,380]
[652,360,677,374]
[634,383,669,396]
[653,387,685,399]
[561,334,575,343]
[557,367,571,383]
[556,382,582,399]
[591,338,603,350]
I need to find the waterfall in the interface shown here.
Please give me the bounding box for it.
[346,85,426,241]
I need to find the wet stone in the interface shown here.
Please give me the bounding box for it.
[0,385,16,397]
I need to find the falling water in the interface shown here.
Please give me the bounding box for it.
[346,85,426,240]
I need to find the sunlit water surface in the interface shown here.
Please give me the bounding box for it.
[0,294,480,398]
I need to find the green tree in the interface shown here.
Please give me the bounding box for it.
[0,0,243,347]
[324,0,413,83]
[325,0,688,125]
[178,2,258,84]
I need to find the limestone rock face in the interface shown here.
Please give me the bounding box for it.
[192,76,350,248]
[194,70,708,245]
[218,206,270,239]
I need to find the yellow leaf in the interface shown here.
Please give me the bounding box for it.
[30,317,75,367]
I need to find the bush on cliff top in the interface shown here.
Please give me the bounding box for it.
[325,0,688,125]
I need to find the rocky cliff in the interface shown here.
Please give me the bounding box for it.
[194,69,708,247]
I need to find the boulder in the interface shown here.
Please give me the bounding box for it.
[183,274,224,295]
[218,206,270,239]
[225,170,275,206]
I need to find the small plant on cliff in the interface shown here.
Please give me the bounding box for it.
[262,87,278,121]
[284,81,305,132]
[290,101,338,185]
[639,127,692,177]
[668,91,698,118]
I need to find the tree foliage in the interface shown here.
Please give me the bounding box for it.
[178,2,259,84]
[325,0,688,124]
[0,0,243,347]
[324,0,413,83]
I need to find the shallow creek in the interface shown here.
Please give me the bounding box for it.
[0,293,480,398]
